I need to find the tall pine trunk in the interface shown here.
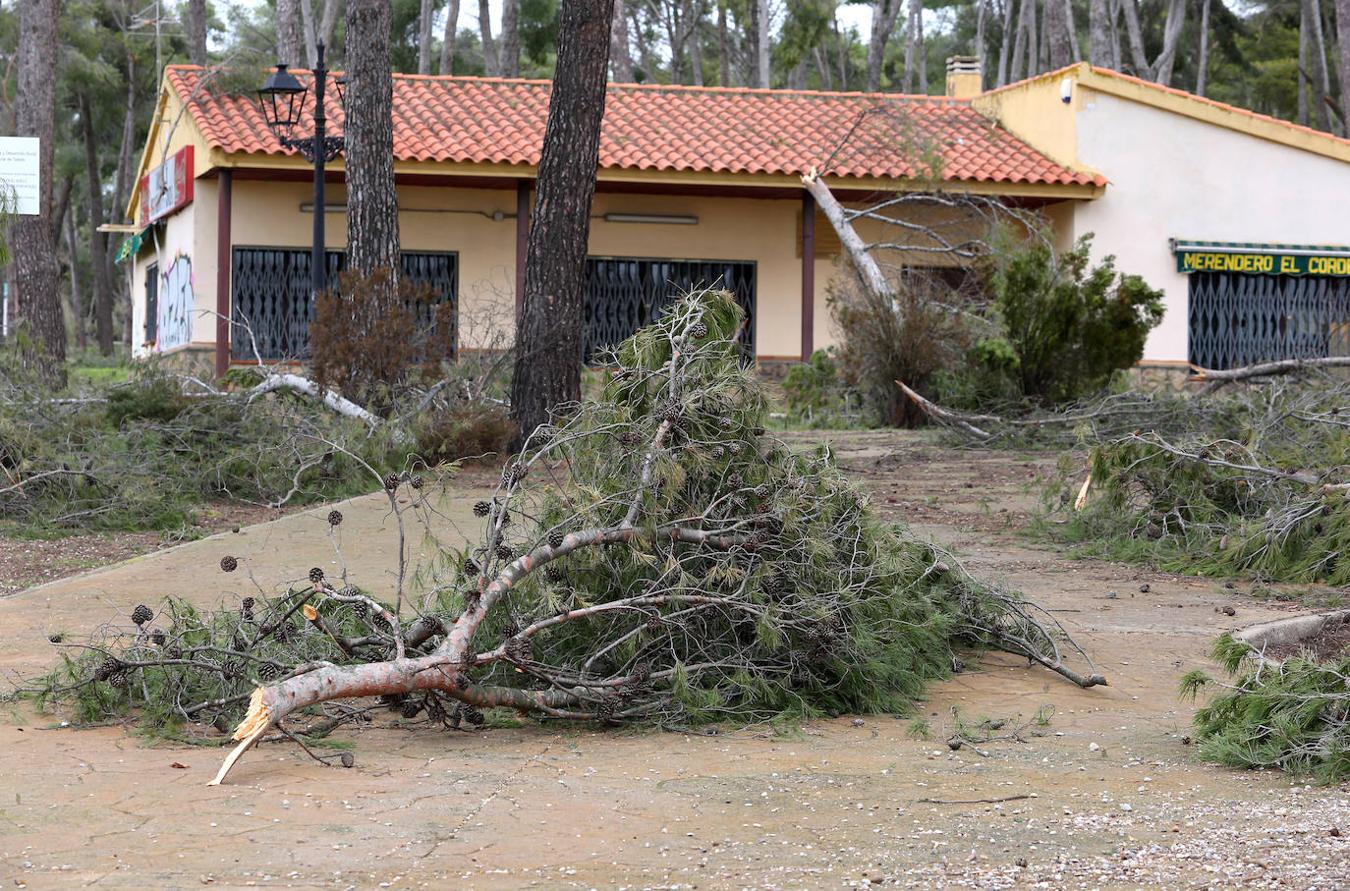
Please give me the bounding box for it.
[510,0,615,441]
[80,93,115,355]
[612,0,636,81]
[1195,0,1211,96]
[441,0,462,73]
[185,0,209,66]
[867,0,903,93]
[1151,0,1188,85]
[1336,0,1350,130]
[501,0,522,76]
[275,0,305,66]
[752,0,770,87]
[1303,0,1333,131]
[64,192,87,350]
[344,0,400,282]
[1089,0,1111,66]
[418,0,435,74]
[1045,0,1072,69]
[717,0,730,85]
[997,0,1014,85]
[12,0,64,388]
[479,0,500,75]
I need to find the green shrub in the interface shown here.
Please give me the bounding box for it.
[980,230,1164,405]
[412,399,518,464]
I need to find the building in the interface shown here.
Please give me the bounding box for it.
[123,60,1350,378]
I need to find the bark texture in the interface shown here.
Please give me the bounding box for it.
[12,0,64,388]
[418,0,435,74]
[500,0,522,76]
[611,0,635,81]
[79,92,115,355]
[441,0,462,73]
[1089,0,1111,66]
[275,0,305,66]
[510,0,616,441]
[479,0,499,75]
[866,0,904,92]
[344,0,401,280]
[1337,0,1350,130]
[184,0,209,66]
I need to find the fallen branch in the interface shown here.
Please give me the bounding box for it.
[895,379,997,439]
[801,168,894,303]
[248,373,384,429]
[1190,356,1350,382]
[917,794,1031,805]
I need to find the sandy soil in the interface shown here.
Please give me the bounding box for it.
[1,431,1347,890]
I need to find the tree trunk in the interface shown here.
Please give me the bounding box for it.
[690,12,704,86]
[64,191,86,350]
[501,0,522,76]
[441,0,461,73]
[185,0,209,66]
[717,0,729,85]
[997,0,1014,85]
[1304,0,1333,131]
[975,0,987,77]
[1009,0,1028,80]
[1299,3,1311,125]
[1151,0,1188,85]
[479,0,500,75]
[1336,0,1350,131]
[904,0,919,91]
[80,93,115,356]
[916,3,927,91]
[1022,0,1038,77]
[320,0,342,48]
[300,0,320,67]
[1089,0,1111,65]
[1063,0,1081,62]
[510,0,615,441]
[418,0,435,74]
[12,0,64,388]
[752,0,770,87]
[867,0,902,92]
[1195,0,1211,96]
[1118,0,1150,78]
[275,0,305,66]
[1046,0,1072,68]
[344,0,400,281]
[612,0,635,81]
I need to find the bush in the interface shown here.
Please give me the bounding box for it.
[830,272,975,426]
[412,400,518,464]
[978,231,1164,405]
[780,349,860,427]
[309,268,457,411]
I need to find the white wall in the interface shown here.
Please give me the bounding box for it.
[1072,90,1350,363]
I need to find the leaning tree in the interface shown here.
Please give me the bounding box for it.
[33,292,1103,785]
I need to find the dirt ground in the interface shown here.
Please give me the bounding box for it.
[2,431,1347,890]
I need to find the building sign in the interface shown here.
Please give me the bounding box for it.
[1173,240,1350,277]
[138,146,194,225]
[0,137,41,216]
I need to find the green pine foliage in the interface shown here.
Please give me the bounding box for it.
[1053,379,1350,586]
[1184,633,1350,782]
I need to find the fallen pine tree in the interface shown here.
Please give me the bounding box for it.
[26,291,1104,785]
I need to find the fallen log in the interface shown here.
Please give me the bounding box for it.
[1190,356,1350,382]
[895,379,999,439]
[247,373,383,428]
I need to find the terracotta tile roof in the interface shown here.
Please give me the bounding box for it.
[165,65,1102,187]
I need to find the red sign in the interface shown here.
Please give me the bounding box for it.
[138,145,194,225]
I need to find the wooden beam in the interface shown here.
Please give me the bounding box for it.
[800,191,815,362]
[215,170,232,379]
[515,179,531,315]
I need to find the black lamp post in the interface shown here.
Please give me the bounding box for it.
[257,43,345,302]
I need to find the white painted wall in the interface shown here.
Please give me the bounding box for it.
[1071,90,1350,363]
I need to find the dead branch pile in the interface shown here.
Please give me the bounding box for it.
[28,291,1103,784]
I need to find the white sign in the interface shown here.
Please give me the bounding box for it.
[0,137,40,216]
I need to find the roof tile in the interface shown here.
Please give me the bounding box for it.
[166,66,1101,187]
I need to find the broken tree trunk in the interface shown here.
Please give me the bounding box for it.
[801,169,893,303]
[248,373,385,428]
[1190,356,1350,382]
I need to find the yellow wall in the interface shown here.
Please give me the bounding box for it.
[131,172,1066,363]
[972,69,1088,171]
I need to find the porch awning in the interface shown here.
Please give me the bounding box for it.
[1170,239,1350,277]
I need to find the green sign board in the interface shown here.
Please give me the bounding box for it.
[1176,248,1350,277]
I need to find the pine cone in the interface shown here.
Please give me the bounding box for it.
[94,656,123,682]
[660,402,683,423]
[130,604,153,626]
[257,662,280,681]
[383,472,401,491]
[463,706,485,727]
[754,484,770,498]
[308,567,325,585]
[473,500,491,517]
[503,462,526,485]
[327,509,343,526]
[690,321,708,339]
[596,693,620,723]
[545,565,565,583]
[150,630,167,647]
[620,430,643,446]
[108,671,130,690]
[464,557,480,575]
[410,475,424,490]
[719,417,734,430]
[220,555,238,573]
[352,599,369,619]
[548,529,565,548]
[400,700,423,719]
[240,597,256,620]
[504,635,533,664]
[495,544,515,561]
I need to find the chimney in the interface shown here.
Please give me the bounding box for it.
[945,56,983,99]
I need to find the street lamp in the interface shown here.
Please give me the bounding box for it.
[257,43,344,302]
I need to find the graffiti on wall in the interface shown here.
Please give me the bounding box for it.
[157,254,194,351]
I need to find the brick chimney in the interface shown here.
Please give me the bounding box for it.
[945,56,983,99]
